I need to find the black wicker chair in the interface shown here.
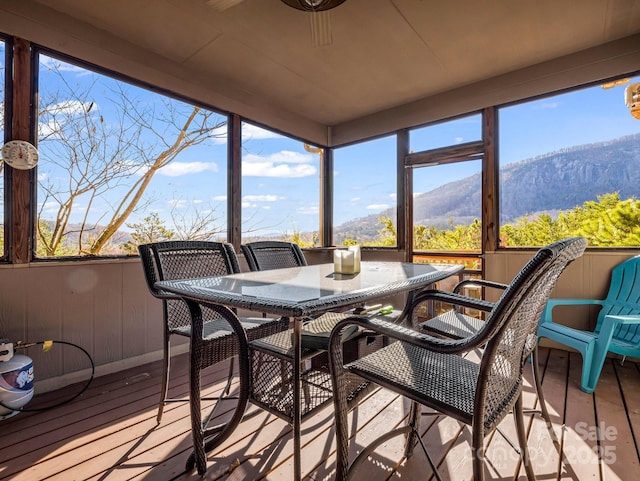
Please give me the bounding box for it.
[138,241,289,474]
[241,240,307,271]
[241,240,353,349]
[240,240,360,421]
[419,278,559,448]
[328,237,587,481]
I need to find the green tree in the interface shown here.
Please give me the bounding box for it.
[578,195,640,246]
[283,226,318,248]
[371,194,640,251]
[36,220,77,257]
[500,193,640,247]
[122,213,176,254]
[370,216,396,247]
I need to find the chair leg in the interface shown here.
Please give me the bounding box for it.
[531,347,560,450]
[223,355,235,396]
[404,401,421,458]
[584,343,610,394]
[471,423,485,481]
[157,333,171,424]
[514,395,537,481]
[188,340,207,475]
[330,339,351,481]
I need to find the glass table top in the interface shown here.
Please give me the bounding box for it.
[157,261,464,317]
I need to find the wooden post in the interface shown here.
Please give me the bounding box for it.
[482,107,498,254]
[397,129,410,261]
[228,113,242,250]
[9,37,34,263]
[320,147,332,247]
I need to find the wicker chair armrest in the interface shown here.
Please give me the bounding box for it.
[453,279,508,294]
[329,312,486,358]
[420,289,495,313]
[330,289,507,355]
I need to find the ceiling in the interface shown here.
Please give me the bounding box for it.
[2,0,640,145]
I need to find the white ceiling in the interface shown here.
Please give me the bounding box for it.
[2,0,640,145]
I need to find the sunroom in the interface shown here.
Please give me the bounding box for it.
[0,1,639,480]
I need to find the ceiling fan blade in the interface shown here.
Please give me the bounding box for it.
[206,0,245,12]
[310,10,332,47]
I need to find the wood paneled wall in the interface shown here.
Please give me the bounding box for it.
[485,250,638,348]
[0,259,165,390]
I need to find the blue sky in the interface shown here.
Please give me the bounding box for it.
[8,49,640,237]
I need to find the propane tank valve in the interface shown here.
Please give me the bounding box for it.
[0,340,14,362]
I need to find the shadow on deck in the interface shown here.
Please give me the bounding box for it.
[1,347,638,481]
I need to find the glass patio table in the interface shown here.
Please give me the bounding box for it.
[155,261,464,479]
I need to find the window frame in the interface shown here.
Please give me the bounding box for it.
[2,36,638,264]
[30,46,232,261]
[495,72,640,250]
[1,34,12,262]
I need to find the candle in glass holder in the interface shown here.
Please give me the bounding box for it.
[333,249,342,273]
[333,249,356,274]
[348,245,361,273]
[341,250,355,273]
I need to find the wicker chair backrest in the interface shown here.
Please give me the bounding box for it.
[241,240,307,271]
[140,240,241,332]
[476,237,587,432]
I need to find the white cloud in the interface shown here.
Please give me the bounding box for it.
[366,204,390,211]
[38,100,100,139]
[242,150,316,178]
[389,193,397,199]
[242,194,285,208]
[49,100,95,116]
[455,137,464,144]
[242,124,282,141]
[245,150,312,165]
[211,123,282,144]
[169,199,187,208]
[39,119,60,138]
[212,195,227,201]
[351,197,361,202]
[243,194,283,202]
[413,192,423,197]
[158,161,218,177]
[39,200,60,215]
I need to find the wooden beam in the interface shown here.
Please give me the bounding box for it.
[9,37,33,263]
[482,107,498,253]
[320,147,333,247]
[228,113,241,250]
[405,140,484,167]
[396,129,408,256]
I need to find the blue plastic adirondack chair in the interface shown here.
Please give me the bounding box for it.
[538,255,640,393]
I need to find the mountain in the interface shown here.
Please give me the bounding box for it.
[334,133,640,244]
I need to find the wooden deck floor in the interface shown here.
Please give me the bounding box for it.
[1,347,639,481]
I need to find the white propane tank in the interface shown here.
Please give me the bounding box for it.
[0,354,34,420]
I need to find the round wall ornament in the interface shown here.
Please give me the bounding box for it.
[1,140,39,170]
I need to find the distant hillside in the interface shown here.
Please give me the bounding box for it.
[334,133,640,244]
